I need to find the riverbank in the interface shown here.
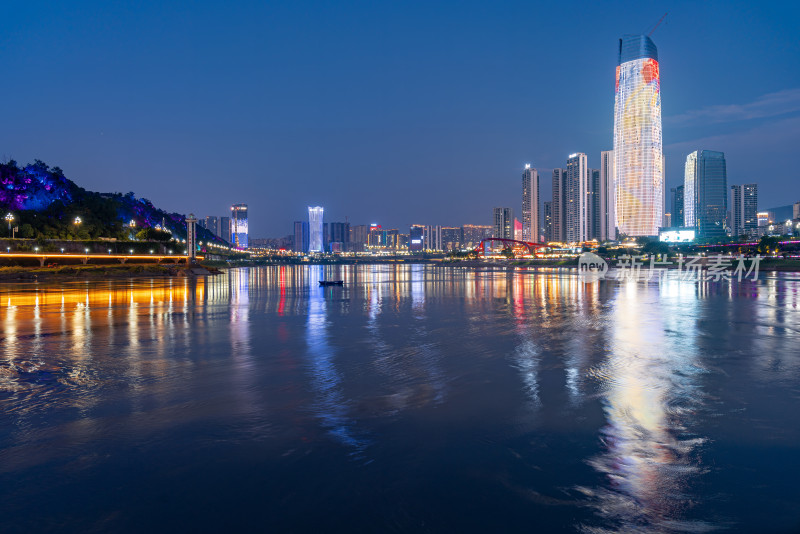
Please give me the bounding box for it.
[0,263,221,282]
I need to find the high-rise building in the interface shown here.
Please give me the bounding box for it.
[521,164,539,242]
[684,150,728,239]
[231,204,248,248]
[329,222,350,251]
[564,153,588,243]
[461,225,493,248]
[204,216,220,238]
[794,202,800,221]
[424,225,442,251]
[587,168,601,240]
[441,227,462,251]
[670,185,685,228]
[551,169,566,242]
[599,150,616,241]
[308,207,324,252]
[293,221,309,253]
[409,224,424,252]
[349,225,368,252]
[493,207,514,240]
[614,35,664,236]
[220,217,231,243]
[730,184,758,237]
[543,201,553,243]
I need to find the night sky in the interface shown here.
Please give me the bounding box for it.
[1,1,798,237]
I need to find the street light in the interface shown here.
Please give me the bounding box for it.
[74,216,82,225]
[4,213,13,237]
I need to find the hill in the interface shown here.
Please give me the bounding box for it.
[0,160,224,245]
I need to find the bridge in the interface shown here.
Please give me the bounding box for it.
[475,238,548,257]
[0,252,194,267]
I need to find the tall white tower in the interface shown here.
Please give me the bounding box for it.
[521,164,539,242]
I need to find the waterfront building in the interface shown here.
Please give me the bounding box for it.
[349,224,368,252]
[614,34,664,236]
[730,184,758,237]
[757,212,770,227]
[670,185,684,228]
[307,207,324,252]
[685,150,728,239]
[565,153,588,243]
[493,207,514,240]
[424,225,442,251]
[293,221,309,253]
[409,224,424,252]
[231,204,248,248]
[329,222,350,252]
[521,164,539,242]
[551,169,566,242]
[441,227,462,251]
[220,217,231,243]
[543,201,553,243]
[587,168,601,240]
[599,150,616,241]
[461,225,493,248]
[204,216,220,237]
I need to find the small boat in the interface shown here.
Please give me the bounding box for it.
[319,280,344,287]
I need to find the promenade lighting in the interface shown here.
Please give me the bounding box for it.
[74,216,82,225]
[34,247,39,252]
[5,247,9,253]
[129,249,134,254]
[4,213,13,237]
[85,248,89,254]
[61,248,64,253]
[149,250,153,254]
[108,249,111,254]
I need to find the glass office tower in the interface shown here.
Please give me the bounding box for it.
[684,150,727,239]
[613,34,664,236]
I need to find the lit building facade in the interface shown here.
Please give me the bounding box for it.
[308,206,324,252]
[521,164,539,242]
[441,227,462,251]
[565,153,588,243]
[730,184,758,237]
[205,216,220,238]
[543,201,553,242]
[461,225,493,248]
[684,150,727,239]
[551,169,566,242]
[670,185,684,228]
[600,150,616,241]
[293,221,309,253]
[613,34,664,236]
[220,217,231,243]
[231,204,248,248]
[409,224,424,252]
[493,207,514,240]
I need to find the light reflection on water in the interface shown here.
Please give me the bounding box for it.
[0,266,799,532]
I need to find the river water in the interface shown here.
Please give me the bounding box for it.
[1,265,799,533]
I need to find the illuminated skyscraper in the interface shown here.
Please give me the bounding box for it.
[493,207,514,240]
[231,204,248,248]
[613,35,664,236]
[565,153,588,243]
[684,150,727,239]
[730,184,758,237]
[521,164,539,242]
[308,206,324,252]
[600,150,616,241]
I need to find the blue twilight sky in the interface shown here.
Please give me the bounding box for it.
[1,0,799,237]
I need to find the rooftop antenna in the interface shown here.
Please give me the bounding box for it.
[648,12,668,36]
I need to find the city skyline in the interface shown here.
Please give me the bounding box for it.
[0,2,797,236]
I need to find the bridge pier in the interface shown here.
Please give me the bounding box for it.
[38,257,46,267]
[81,257,88,265]
[118,258,127,264]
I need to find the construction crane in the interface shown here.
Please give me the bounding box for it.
[648,12,668,36]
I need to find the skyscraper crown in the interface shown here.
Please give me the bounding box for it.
[618,34,658,64]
